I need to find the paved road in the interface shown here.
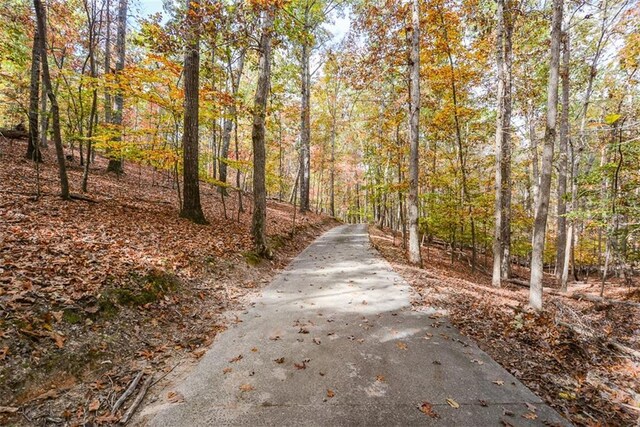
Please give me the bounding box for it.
[141,224,569,426]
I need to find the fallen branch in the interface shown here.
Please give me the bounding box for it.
[120,374,154,425]
[557,321,640,361]
[112,370,144,415]
[69,193,97,203]
[505,278,529,288]
[571,293,640,308]
[609,341,640,360]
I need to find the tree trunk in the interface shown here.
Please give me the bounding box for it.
[492,0,506,287]
[299,34,311,212]
[407,0,422,266]
[104,0,112,125]
[180,0,206,224]
[26,23,42,162]
[34,0,69,200]
[82,0,100,192]
[219,48,246,187]
[530,0,563,311]
[500,2,513,280]
[107,0,126,173]
[251,7,275,257]
[555,30,570,282]
[330,107,336,217]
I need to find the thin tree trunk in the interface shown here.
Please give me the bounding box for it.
[556,30,570,282]
[180,0,206,224]
[251,7,275,257]
[104,0,111,125]
[82,0,100,192]
[34,0,69,199]
[107,0,126,173]
[26,23,42,162]
[501,2,513,280]
[407,0,422,266]
[492,0,506,286]
[299,32,311,212]
[530,0,563,311]
[220,48,246,187]
[330,107,336,217]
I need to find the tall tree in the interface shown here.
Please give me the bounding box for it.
[407,0,421,266]
[219,45,246,189]
[492,0,513,286]
[530,0,563,310]
[251,5,276,257]
[33,0,69,199]
[26,23,41,162]
[555,29,570,284]
[106,0,126,173]
[180,0,206,224]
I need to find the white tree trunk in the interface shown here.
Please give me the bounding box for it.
[529,0,563,310]
[407,0,421,266]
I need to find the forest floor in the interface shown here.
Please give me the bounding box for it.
[0,139,337,426]
[370,227,640,426]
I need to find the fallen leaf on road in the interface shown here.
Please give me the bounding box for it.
[522,412,537,420]
[192,348,206,358]
[223,367,232,374]
[274,357,285,364]
[251,348,258,352]
[229,355,243,363]
[446,398,460,408]
[298,328,309,334]
[326,389,335,398]
[294,361,307,370]
[376,375,385,382]
[525,402,537,412]
[396,342,408,350]
[493,380,505,386]
[167,391,185,403]
[419,401,438,418]
[269,335,281,341]
[239,384,255,392]
[313,338,321,345]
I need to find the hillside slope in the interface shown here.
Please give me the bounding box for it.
[0,140,337,425]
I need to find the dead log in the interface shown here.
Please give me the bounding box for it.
[0,128,28,139]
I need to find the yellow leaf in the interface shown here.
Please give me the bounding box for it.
[446,398,460,408]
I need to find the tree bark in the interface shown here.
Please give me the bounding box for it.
[34,0,69,200]
[492,0,506,287]
[219,48,246,188]
[82,0,100,192]
[107,0,126,173]
[556,30,570,282]
[530,0,563,311]
[104,0,112,124]
[407,0,422,266]
[299,34,311,212]
[500,1,513,281]
[26,22,42,162]
[180,0,206,224]
[251,7,275,257]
